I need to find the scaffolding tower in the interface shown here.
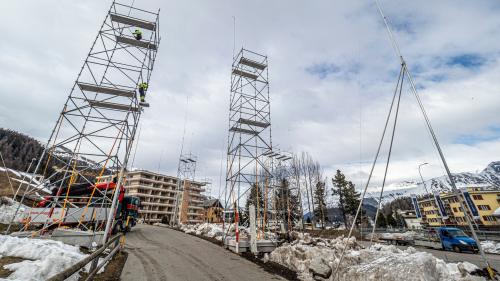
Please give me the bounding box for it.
[171,153,197,225]
[12,2,160,242]
[225,48,272,234]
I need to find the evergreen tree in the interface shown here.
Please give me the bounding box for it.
[386,213,398,227]
[332,170,361,227]
[245,183,264,225]
[344,181,361,218]
[313,180,327,229]
[275,179,301,229]
[376,212,387,228]
[332,170,348,228]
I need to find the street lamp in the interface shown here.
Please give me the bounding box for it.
[418,162,429,194]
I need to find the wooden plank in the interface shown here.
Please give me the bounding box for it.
[239,57,267,70]
[116,36,157,50]
[237,118,269,128]
[88,100,139,112]
[77,83,135,98]
[110,13,156,31]
[232,69,258,80]
[229,127,257,135]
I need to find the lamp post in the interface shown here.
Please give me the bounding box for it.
[418,162,429,194]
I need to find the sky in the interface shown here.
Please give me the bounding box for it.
[1,1,500,199]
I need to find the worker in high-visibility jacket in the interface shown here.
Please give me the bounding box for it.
[133,29,142,40]
[138,82,148,103]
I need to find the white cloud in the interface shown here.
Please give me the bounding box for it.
[1,1,500,198]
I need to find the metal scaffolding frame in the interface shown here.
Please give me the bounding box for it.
[171,153,198,225]
[224,48,273,234]
[11,1,160,240]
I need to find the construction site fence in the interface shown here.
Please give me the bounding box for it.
[46,233,121,281]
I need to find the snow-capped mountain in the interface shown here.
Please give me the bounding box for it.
[364,161,500,206]
[429,161,500,191]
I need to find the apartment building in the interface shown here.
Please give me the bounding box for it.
[124,170,205,224]
[417,186,500,228]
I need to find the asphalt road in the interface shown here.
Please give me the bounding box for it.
[120,224,285,281]
[359,240,500,270]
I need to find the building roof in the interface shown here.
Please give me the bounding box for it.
[203,198,222,208]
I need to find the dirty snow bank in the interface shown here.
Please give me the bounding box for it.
[268,232,484,281]
[0,197,27,224]
[180,223,226,241]
[0,235,87,281]
[180,223,278,241]
[481,240,500,254]
[365,231,416,241]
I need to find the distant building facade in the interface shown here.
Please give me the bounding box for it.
[202,198,223,223]
[396,209,422,229]
[417,186,500,228]
[124,170,205,224]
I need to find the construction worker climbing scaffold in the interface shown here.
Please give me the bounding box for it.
[133,28,142,40]
[138,82,149,107]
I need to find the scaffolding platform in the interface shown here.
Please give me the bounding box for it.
[88,100,139,112]
[232,69,258,80]
[110,13,156,31]
[237,118,270,128]
[77,82,135,98]
[229,126,257,135]
[116,36,157,50]
[239,57,267,70]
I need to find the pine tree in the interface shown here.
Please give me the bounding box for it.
[332,170,348,228]
[314,180,327,229]
[376,212,387,228]
[275,179,301,230]
[332,170,362,228]
[245,183,264,225]
[386,212,398,227]
[344,181,361,217]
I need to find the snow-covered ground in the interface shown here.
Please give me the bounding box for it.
[269,232,484,281]
[0,197,27,224]
[0,235,88,281]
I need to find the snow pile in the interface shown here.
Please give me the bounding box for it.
[367,231,416,241]
[180,223,278,241]
[0,197,27,224]
[269,232,484,281]
[180,223,226,241]
[481,240,500,254]
[0,235,87,281]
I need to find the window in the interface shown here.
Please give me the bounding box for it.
[483,216,497,222]
[453,207,458,212]
[478,205,491,211]
[472,194,483,200]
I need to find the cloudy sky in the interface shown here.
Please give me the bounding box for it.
[1,1,500,198]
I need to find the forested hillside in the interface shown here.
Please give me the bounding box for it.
[0,128,44,172]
